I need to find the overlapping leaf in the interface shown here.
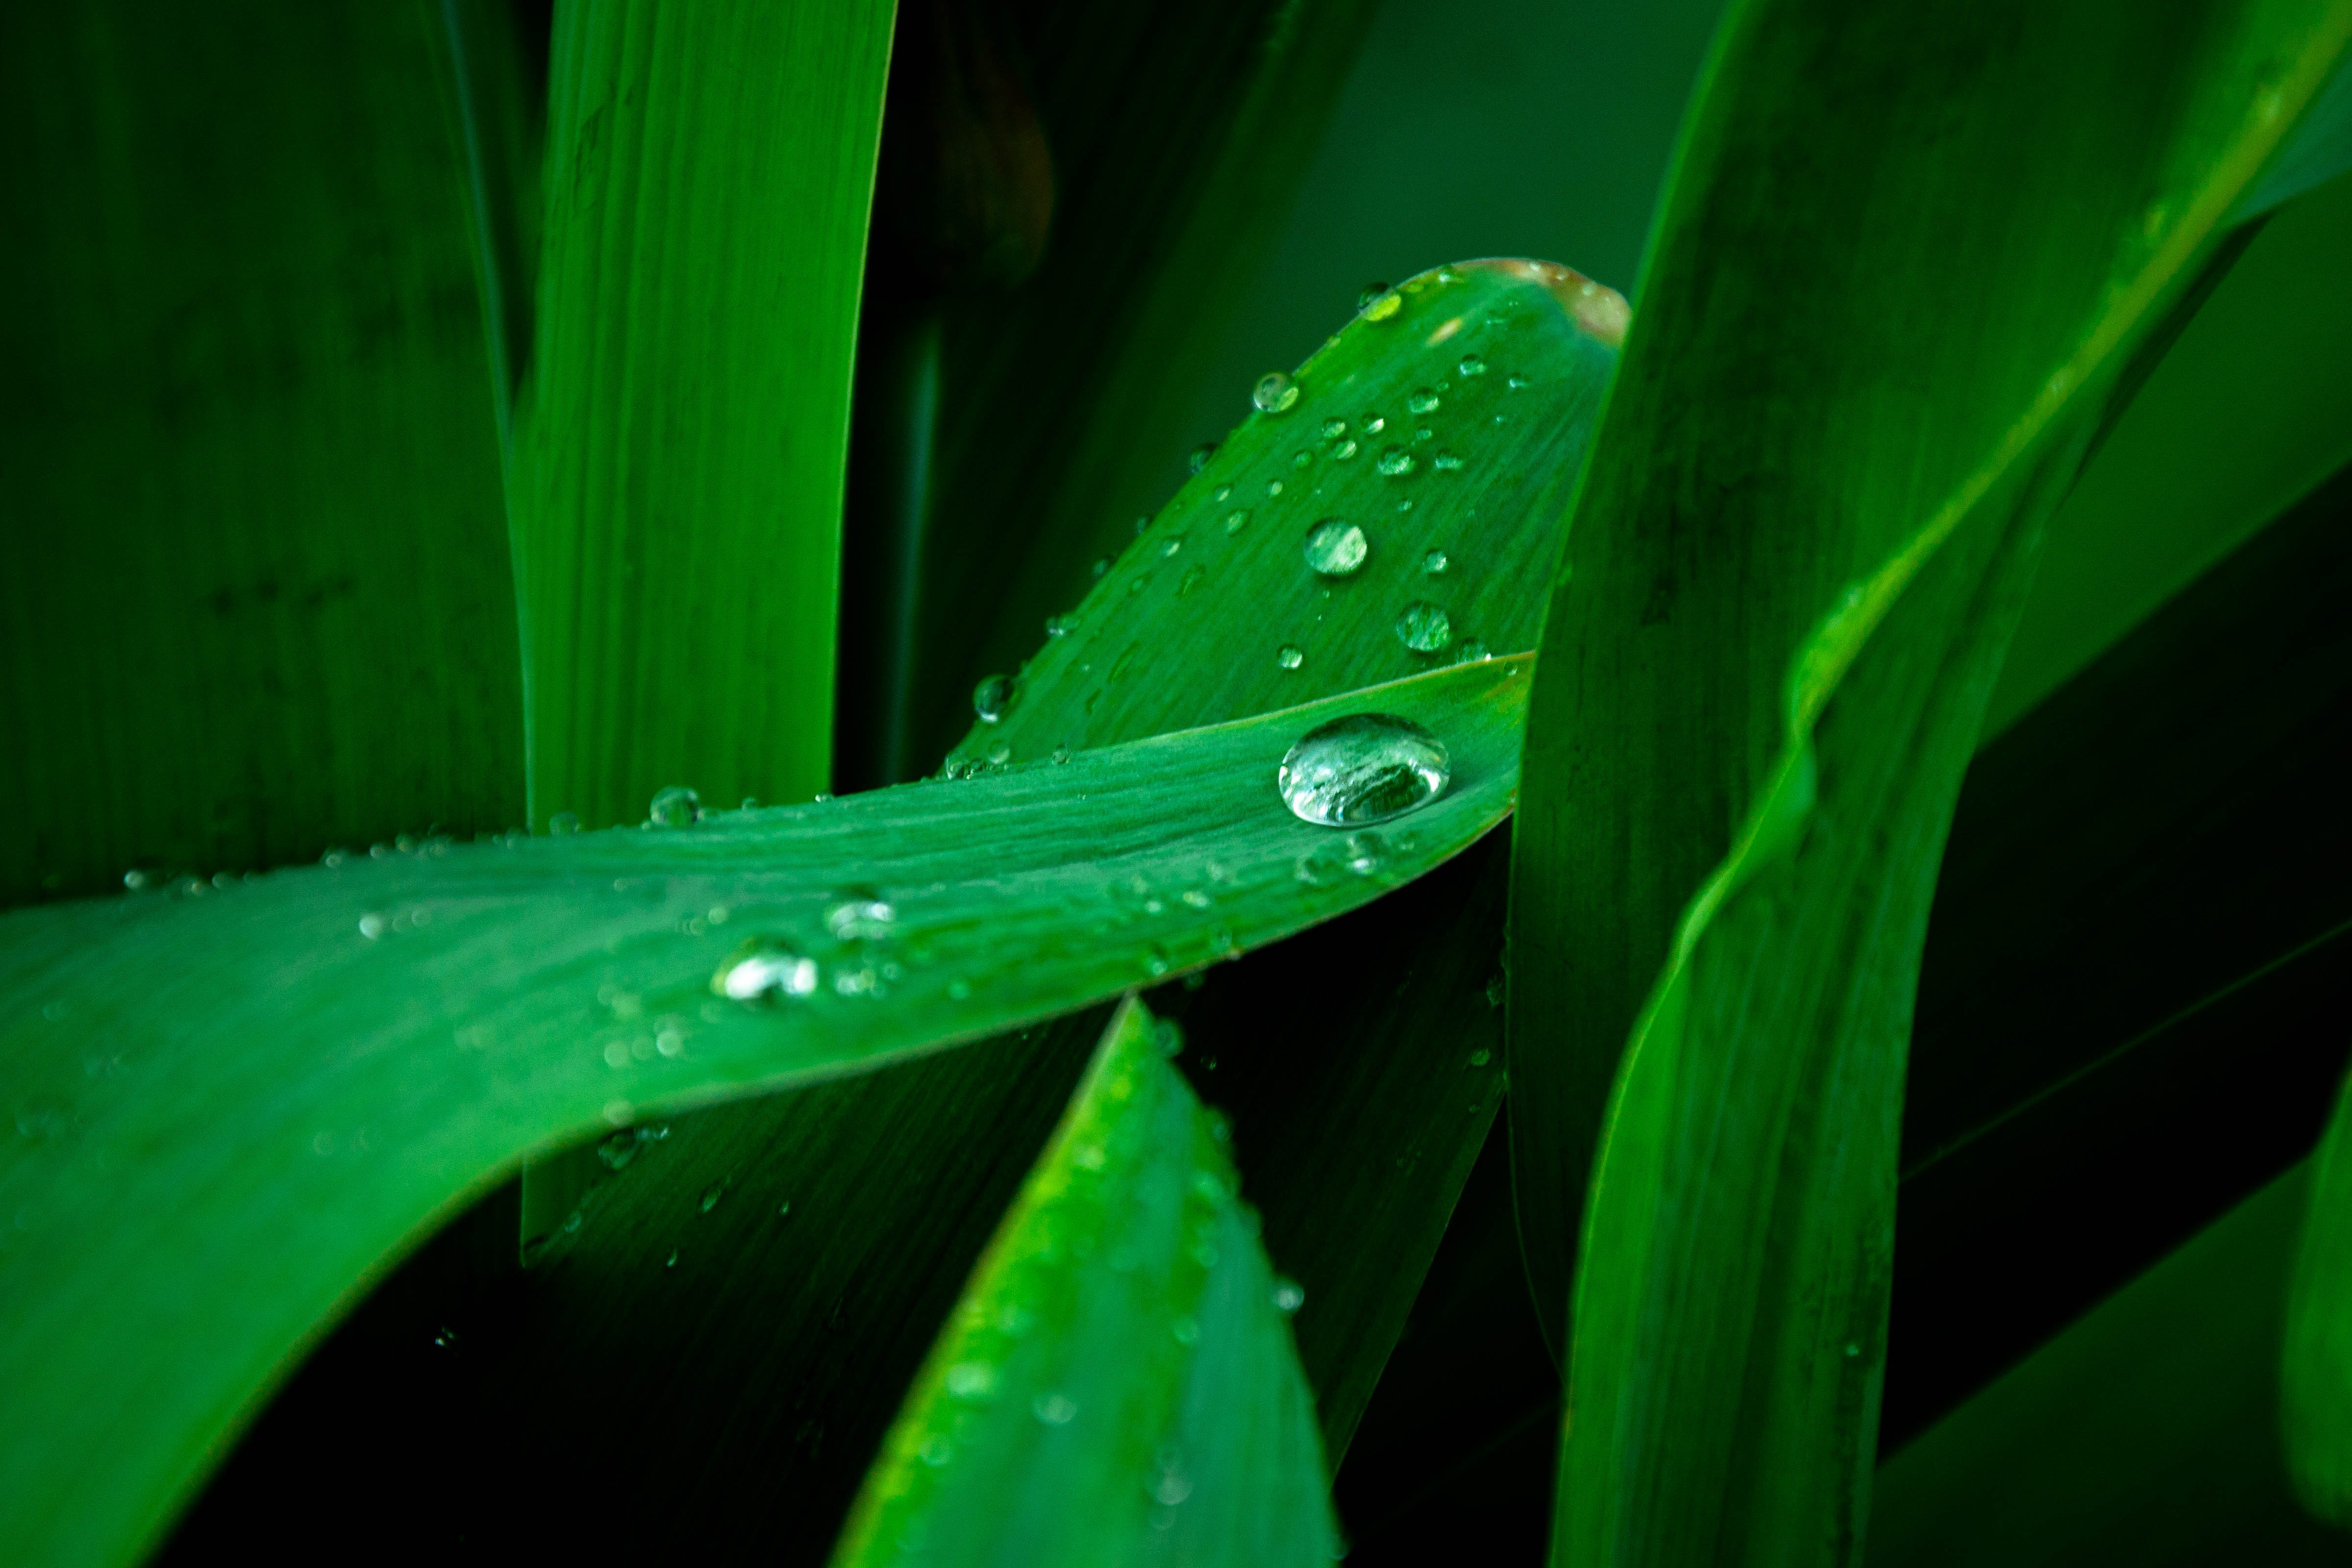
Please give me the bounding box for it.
[1505,1,2352,1562]
[833,998,1339,1567]
[0,656,1523,1568]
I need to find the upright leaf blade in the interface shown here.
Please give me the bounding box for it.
[1504,2,2352,1562]
[512,2,894,830]
[833,998,1339,1566]
[0,0,523,903]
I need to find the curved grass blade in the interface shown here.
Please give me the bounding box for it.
[831,997,1340,1567]
[0,656,1521,1568]
[1504,2,2352,1562]
[0,1,523,905]
[510,1,893,831]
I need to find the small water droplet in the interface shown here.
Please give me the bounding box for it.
[1153,1018,1185,1059]
[1223,509,1250,536]
[1376,447,1414,477]
[649,786,701,828]
[1253,372,1300,413]
[1395,601,1452,653]
[986,738,1013,765]
[1332,439,1359,460]
[1845,1342,1862,1358]
[1432,453,1465,473]
[1143,944,1171,977]
[1033,1392,1078,1425]
[548,811,581,836]
[946,978,973,1000]
[1455,638,1492,664]
[433,1325,459,1348]
[1422,548,1448,574]
[715,938,820,1002]
[1414,426,1435,443]
[700,1178,729,1213]
[1356,282,1391,309]
[1278,713,1451,827]
[1304,520,1368,576]
[1266,478,1285,498]
[1091,556,1111,577]
[1362,290,1402,322]
[920,1434,954,1467]
[1276,643,1305,670]
[946,1361,1000,1400]
[1272,1277,1306,1314]
[1486,973,1506,1007]
[1045,612,1078,638]
[1051,745,1071,764]
[1507,372,1531,390]
[1458,353,1487,377]
[978,675,1022,726]
[1470,1048,1492,1068]
[825,890,896,940]
[1177,564,1207,598]
[662,1246,679,1268]
[1407,389,1440,415]
[1161,534,1186,558]
[358,912,386,940]
[1319,417,1348,439]
[1361,413,1385,435]
[1188,442,1216,473]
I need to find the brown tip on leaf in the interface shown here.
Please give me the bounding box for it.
[1458,257,1629,348]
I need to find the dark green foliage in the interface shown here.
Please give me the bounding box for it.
[0,1,523,905]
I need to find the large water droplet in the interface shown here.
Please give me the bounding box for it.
[649,786,701,828]
[1304,520,1368,577]
[1278,714,1450,827]
[715,938,819,1002]
[973,673,1012,724]
[1356,282,1391,310]
[1408,389,1440,415]
[1362,290,1402,322]
[1253,372,1299,413]
[1395,602,1453,653]
[1376,447,1414,477]
[1276,643,1305,670]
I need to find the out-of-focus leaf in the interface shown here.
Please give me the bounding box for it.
[510,2,894,830]
[1505,2,2352,1562]
[0,0,524,905]
[833,997,1339,1566]
[1982,166,2352,739]
[0,657,1522,1568]
[2286,1065,2352,1522]
[1873,1166,2337,1567]
[2233,52,2352,216]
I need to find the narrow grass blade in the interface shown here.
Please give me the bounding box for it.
[1504,2,2352,1562]
[511,2,893,830]
[0,2,523,904]
[831,997,1340,1567]
[0,656,1521,1568]
[2285,1071,2352,1523]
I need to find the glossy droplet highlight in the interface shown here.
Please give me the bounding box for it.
[1407,388,1440,415]
[1376,447,1414,477]
[1356,282,1391,309]
[1188,443,1216,473]
[973,673,1012,724]
[649,786,700,828]
[826,889,896,940]
[1433,452,1464,472]
[715,939,819,1003]
[1362,290,1402,322]
[1318,417,1347,439]
[1276,643,1304,670]
[1278,714,1450,827]
[1223,510,1250,536]
[1455,638,1492,664]
[1253,372,1299,413]
[1395,601,1452,653]
[1303,520,1368,577]
[1422,548,1448,575]
[1272,1277,1306,1314]
[1458,353,1487,377]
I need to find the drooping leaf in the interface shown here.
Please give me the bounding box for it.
[1875,1165,2334,1566]
[0,0,524,905]
[1504,2,2352,1562]
[509,1,895,830]
[0,656,1521,1568]
[833,997,1340,1566]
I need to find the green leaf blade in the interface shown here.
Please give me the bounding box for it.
[1506,2,2352,1563]
[0,656,1520,1568]
[831,997,1339,1567]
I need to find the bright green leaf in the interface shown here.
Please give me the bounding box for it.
[510,1,895,830]
[1505,1,2352,1562]
[832,997,1339,1566]
[0,654,1521,1568]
